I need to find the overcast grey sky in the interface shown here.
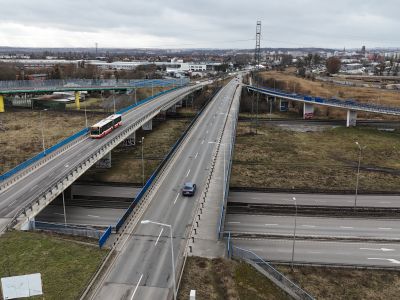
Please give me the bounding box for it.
[0,0,399,49]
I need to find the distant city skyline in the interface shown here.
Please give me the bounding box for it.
[1,0,399,49]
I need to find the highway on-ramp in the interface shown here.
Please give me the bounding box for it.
[89,78,241,299]
[0,84,200,232]
[232,238,400,268]
[225,214,400,240]
[229,192,400,208]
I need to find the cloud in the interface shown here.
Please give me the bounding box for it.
[0,0,399,48]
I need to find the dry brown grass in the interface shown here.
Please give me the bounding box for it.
[278,265,400,300]
[0,110,107,174]
[259,70,400,120]
[178,257,288,300]
[231,122,400,191]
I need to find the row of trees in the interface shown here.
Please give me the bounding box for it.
[0,63,162,81]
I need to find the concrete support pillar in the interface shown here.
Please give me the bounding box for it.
[303,102,314,119]
[122,131,136,147]
[142,119,153,131]
[156,111,167,120]
[0,95,4,112]
[279,99,289,112]
[346,110,357,127]
[168,104,177,113]
[75,91,81,110]
[96,151,112,168]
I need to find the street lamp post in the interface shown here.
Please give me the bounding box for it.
[141,220,176,300]
[354,142,365,209]
[291,197,297,271]
[39,109,47,156]
[84,99,88,128]
[141,137,145,186]
[113,90,116,114]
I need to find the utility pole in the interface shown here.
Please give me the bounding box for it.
[254,21,261,134]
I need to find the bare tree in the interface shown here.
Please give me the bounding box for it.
[326,57,341,74]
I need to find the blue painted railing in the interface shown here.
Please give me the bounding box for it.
[98,226,112,248]
[248,85,400,114]
[115,86,219,232]
[0,85,187,182]
[0,127,89,182]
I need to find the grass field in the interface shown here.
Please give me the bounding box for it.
[231,121,400,191]
[178,257,400,300]
[278,265,400,300]
[0,231,107,300]
[178,257,289,300]
[0,110,106,174]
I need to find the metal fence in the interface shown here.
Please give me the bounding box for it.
[32,221,102,239]
[0,78,189,93]
[231,245,315,300]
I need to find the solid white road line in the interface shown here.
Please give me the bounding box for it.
[301,225,316,228]
[379,228,393,230]
[340,226,354,229]
[155,228,164,246]
[265,224,279,226]
[227,221,240,224]
[130,273,143,300]
[88,215,100,218]
[174,193,180,205]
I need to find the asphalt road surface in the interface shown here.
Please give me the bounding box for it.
[71,184,140,199]
[91,78,241,299]
[36,205,125,227]
[229,192,400,208]
[225,214,400,240]
[233,238,400,267]
[0,84,200,232]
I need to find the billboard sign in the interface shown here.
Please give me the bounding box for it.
[1,273,43,299]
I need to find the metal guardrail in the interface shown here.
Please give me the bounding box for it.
[217,84,241,238]
[248,85,400,115]
[0,128,89,183]
[0,85,186,186]
[0,78,189,93]
[115,85,211,232]
[5,85,199,234]
[231,245,315,300]
[32,221,102,239]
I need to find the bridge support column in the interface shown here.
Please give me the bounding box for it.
[168,104,177,113]
[303,103,314,119]
[279,99,289,112]
[156,111,167,120]
[96,151,112,168]
[346,110,357,127]
[75,91,81,110]
[142,119,153,131]
[176,100,183,108]
[122,131,136,147]
[0,95,4,112]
